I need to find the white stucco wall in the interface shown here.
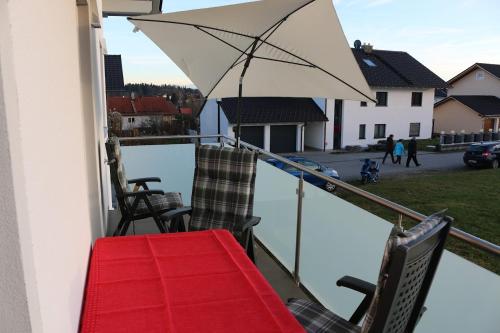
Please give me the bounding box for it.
[304,122,325,150]
[1,1,106,332]
[448,68,500,97]
[325,88,434,148]
[200,99,229,143]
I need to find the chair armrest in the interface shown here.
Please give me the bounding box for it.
[161,207,193,221]
[337,276,376,296]
[235,216,261,232]
[337,276,376,325]
[122,190,165,198]
[128,177,161,184]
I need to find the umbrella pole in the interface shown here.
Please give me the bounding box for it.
[236,39,259,148]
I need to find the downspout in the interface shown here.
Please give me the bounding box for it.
[217,100,221,143]
[323,98,327,152]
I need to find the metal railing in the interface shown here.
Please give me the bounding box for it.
[118,134,500,262]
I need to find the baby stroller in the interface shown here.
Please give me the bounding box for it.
[361,159,380,184]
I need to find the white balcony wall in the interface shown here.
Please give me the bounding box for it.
[0,0,106,332]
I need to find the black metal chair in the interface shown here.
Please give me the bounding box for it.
[106,138,184,236]
[162,145,261,261]
[287,211,452,333]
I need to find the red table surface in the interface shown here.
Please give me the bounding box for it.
[80,230,305,333]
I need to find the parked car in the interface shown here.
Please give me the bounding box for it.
[463,143,500,168]
[265,156,340,192]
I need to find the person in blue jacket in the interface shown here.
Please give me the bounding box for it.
[393,139,405,165]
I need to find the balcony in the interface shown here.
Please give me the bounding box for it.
[107,135,500,332]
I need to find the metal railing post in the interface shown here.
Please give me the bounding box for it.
[397,213,403,229]
[294,172,304,286]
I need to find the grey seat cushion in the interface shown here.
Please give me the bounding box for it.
[287,298,361,333]
[132,192,183,215]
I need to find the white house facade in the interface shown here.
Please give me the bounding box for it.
[304,46,447,150]
[322,88,435,149]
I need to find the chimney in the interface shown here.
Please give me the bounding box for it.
[362,43,373,54]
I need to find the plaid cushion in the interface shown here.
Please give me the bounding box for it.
[287,298,361,333]
[189,145,258,233]
[132,192,183,215]
[361,211,446,332]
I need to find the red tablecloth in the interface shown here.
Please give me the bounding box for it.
[80,230,305,333]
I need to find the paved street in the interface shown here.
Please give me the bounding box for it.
[294,150,467,181]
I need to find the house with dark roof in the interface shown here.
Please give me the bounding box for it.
[199,43,446,151]
[199,97,328,153]
[107,95,179,132]
[321,43,447,149]
[433,63,500,133]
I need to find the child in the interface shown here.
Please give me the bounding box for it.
[393,139,405,165]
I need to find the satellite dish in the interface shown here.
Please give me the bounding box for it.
[354,40,362,49]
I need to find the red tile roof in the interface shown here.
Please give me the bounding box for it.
[179,107,193,115]
[107,96,179,116]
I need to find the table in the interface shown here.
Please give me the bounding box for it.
[80,230,305,332]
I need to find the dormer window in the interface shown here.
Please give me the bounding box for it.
[363,59,376,67]
[476,71,485,80]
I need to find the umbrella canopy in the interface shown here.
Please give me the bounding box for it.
[128,0,375,102]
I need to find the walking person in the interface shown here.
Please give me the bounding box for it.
[394,139,405,165]
[406,137,421,167]
[382,134,395,164]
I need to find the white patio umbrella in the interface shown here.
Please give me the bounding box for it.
[128,0,375,145]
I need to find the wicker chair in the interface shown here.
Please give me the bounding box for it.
[287,212,452,333]
[106,138,184,236]
[162,145,261,261]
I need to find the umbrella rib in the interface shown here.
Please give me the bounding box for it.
[252,56,315,68]
[196,26,248,55]
[128,17,258,39]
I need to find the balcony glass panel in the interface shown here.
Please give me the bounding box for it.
[121,144,196,205]
[119,142,500,333]
[253,160,299,271]
[300,181,391,318]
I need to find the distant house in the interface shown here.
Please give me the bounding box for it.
[179,107,193,116]
[433,63,500,133]
[107,95,179,131]
[320,45,447,150]
[200,97,328,153]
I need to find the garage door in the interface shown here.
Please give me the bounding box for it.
[271,125,297,153]
[240,126,264,148]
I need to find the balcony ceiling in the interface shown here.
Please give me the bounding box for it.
[102,0,162,17]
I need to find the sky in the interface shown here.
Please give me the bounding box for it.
[103,0,500,86]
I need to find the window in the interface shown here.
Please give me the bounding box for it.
[411,92,423,106]
[476,71,485,81]
[374,124,386,139]
[409,123,421,137]
[360,101,367,107]
[376,92,388,107]
[359,124,366,139]
[363,59,377,67]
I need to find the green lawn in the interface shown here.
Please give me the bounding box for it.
[338,169,500,274]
